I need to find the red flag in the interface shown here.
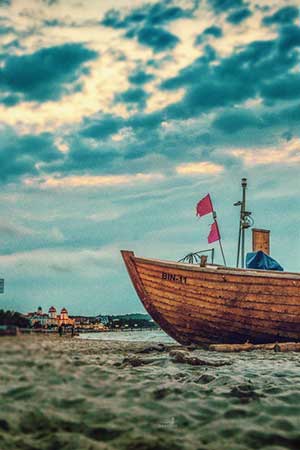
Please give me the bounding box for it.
[208,221,220,243]
[196,194,213,217]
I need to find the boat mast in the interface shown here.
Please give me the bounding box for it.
[212,211,226,266]
[235,178,252,268]
[241,178,247,268]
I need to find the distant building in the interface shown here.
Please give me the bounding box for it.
[26,306,75,328]
[100,315,110,325]
[26,306,50,327]
[70,315,107,331]
[60,307,72,326]
[48,306,58,326]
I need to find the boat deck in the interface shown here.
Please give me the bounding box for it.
[135,256,300,280]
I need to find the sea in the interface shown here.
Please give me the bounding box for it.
[78,329,175,343]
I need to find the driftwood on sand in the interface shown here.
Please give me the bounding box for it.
[169,350,232,366]
[136,343,166,354]
[208,342,300,353]
[119,356,161,367]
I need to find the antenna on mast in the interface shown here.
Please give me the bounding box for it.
[234,178,253,268]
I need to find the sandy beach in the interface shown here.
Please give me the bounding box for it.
[1,335,300,450]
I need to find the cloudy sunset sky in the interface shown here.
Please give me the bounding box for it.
[1,0,300,315]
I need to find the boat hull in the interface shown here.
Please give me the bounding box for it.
[121,250,300,345]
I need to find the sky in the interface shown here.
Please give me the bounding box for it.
[0,0,300,315]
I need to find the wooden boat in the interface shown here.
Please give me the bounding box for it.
[121,250,300,345]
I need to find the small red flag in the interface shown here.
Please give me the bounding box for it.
[196,194,213,217]
[208,221,220,243]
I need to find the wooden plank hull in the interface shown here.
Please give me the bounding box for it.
[121,250,300,345]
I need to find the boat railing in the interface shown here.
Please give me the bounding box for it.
[178,249,215,265]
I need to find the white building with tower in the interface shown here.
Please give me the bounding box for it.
[26,306,75,328]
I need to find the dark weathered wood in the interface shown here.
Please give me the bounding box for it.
[135,256,300,280]
[274,342,300,352]
[121,250,300,345]
[209,342,300,352]
[121,250,191,344]
[138,269,300,313]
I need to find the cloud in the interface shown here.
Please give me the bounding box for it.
[43,19,65,27]
[1,39,23,53]
[26,172,165,189]
[261,73,300,102]
[42,0,59,5]
[227,7,252,25]
[135,26,180,52]
[262,6,298,26]
[2,3,299,187]
[0,25,13,35]
[141,2,192,25]
[212,101,300,139]
[80,114,123,140]
[160,23,300,122]
[0,127,62,183]
[2,0,300,316]
[208,0,246,12]
[115,87,150,110]
[195,25,223,45]
[278,24,300,53]
[176,161,224,175]
[0,220,35,238]
[160,48,216,92]
[0,43,98,104]
[231,137,300,167]
[0,1,299,187]
[0,94,20,107]
[165,73,251,120]
[261,103,300,130]
[128,69,155,85]
[101,1,196,29]
[53,140,118,174]
[101,1,199,52]
[0,246,117,275]
[88,211,123,222]
[126,111,164,134]
[212,109,263,134]
[203,25,223,38]
[101,9,125,29]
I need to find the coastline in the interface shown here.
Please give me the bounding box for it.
[1,335,300,450]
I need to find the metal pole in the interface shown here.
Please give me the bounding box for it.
[235,178,252,268]
[218,236,227,266]
[213,211,226,266]
[236,220,241,268]
[241,178,247,268]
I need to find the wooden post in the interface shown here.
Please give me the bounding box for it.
[200,255,207,267]
[252,229,270,254]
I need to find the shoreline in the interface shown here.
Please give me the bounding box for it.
[1,335,300,450]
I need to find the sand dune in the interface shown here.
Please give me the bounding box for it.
[0,335,300,449]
